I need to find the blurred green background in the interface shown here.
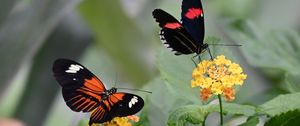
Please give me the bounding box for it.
[1,0,300,126]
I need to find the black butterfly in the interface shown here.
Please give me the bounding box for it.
[52,59,144,126]
[152,0,212,59]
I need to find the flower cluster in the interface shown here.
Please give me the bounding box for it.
[191,55,247,101]
[90,116,139,126]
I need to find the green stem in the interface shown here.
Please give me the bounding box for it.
[218,94,223,126]
[202,115,207,126]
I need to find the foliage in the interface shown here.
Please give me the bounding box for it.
[165,91,300,125]
[238,116,259,126]
[260,93,300,116]
[167,105,206,126]
[265,110,300,126]
[167,103,256,126]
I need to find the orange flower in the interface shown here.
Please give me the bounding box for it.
[223,87,235,101]
[200,88,212,101]
[127,115,139,122]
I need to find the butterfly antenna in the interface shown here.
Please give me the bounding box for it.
[113,72,118,87]
[208,43,242,46]
[117,87,152,94]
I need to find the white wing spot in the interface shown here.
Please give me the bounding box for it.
[159,30,180,55]
[129,102,132,108]
[160,31,174,52]
[128,96,138,108]
[65,64,83,73]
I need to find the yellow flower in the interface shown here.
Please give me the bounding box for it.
[89,116,139,126]
[103,117,131,126]
[191,55,247,101]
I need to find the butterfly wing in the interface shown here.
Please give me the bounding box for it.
[53,59,106,112]
[89,93,144,125]
[152,9,200,55]
[181,0,205,44]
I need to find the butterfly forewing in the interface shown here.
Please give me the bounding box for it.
[152,9,181,28]
[153,9,199,55]
[89,93,144,124]
[181,0,205,44]
[53,59,106,112]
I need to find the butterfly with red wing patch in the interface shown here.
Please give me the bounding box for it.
[52,59,144,126]
[152,0,211,58]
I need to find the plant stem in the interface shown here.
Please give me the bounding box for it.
[218,94,223,126]
[202,115,207,126]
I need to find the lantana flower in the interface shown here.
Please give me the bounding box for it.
[191,55,247,101]
[90,115,139,126]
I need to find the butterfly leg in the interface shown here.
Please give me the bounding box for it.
[191,54,203,67]
[191,55,198,67]
[198,55,202,63]
[207,47,214,60]
[192,54,207,70]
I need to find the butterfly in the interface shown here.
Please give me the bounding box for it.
[152,0,212,58]
[52,59,144,126]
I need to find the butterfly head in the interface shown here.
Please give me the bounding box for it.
[109,87,117,94]
[102,87,117,100]
[105,87,117,95]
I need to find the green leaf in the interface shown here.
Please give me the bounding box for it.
[167,103,256,126]
[238,116,259,126]
[206,103,256,116]
[260,92,300,116]
[167,105,206,126]
[265,110,300,126]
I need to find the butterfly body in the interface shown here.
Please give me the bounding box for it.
[101,87,117,100]
[52,59,144,125]
[152,0,209,56]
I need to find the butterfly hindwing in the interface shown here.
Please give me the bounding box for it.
[53,59,106,112]
[89,93,144,124]
[181,0,205,44]
[152,9,199,55]
[110,93,144,117]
